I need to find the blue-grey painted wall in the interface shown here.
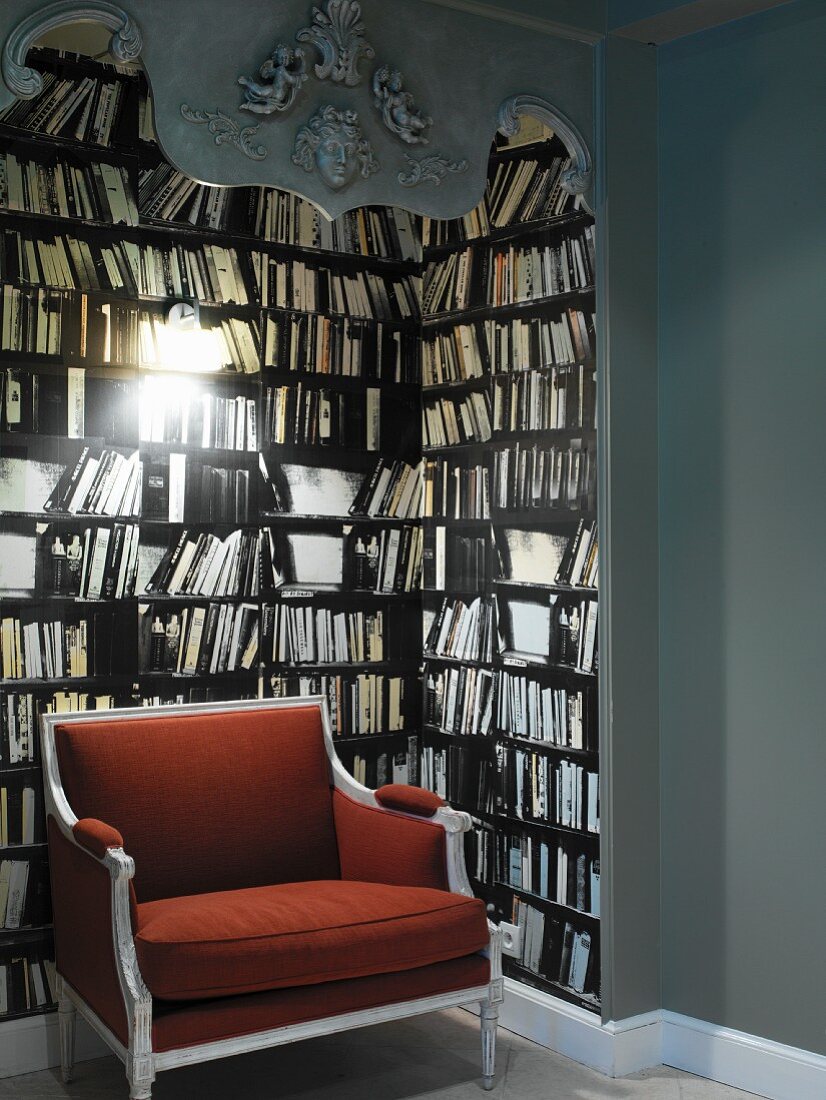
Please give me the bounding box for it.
[598,35,661,1024]
[658,0,826,1054]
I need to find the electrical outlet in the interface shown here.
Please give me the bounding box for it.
[500,922,521,958]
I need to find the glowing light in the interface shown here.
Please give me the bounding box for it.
[139,302,225,374]
[153,320,224,374]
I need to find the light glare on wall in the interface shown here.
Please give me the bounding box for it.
[156,302,223,373]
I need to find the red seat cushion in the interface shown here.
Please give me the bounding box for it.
[135,880,490,1001]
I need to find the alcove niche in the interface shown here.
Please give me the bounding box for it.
[0,0,605,1040]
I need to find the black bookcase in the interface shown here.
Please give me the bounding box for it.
[419,126,601,1013]
[0,51,599,1022]
[0,47,423,1024]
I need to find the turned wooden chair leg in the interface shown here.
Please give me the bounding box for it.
[57,980,76,1084]
[480,998,499,1090]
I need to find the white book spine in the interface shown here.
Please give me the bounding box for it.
[168,453,186,523]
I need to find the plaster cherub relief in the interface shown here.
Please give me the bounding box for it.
[238,44,308,114]
[372,66,432,145]
[292,105,379,190]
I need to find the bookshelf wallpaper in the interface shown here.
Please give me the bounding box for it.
[0,49,599,1022]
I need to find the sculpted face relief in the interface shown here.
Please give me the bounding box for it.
[292,105,379,190]
[316,134,358,188]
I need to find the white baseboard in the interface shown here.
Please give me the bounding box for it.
[0,1012,110,1080]
[496,979,661,1076]
[662,1011,826,1100]
[4,990,826,1100]
[490,982,826,1099]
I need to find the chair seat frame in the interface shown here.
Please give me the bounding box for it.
[41,696,504,1099]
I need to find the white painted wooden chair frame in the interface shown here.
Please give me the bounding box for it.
[41,696,504,1099]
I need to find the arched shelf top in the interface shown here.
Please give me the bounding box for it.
[498,95,594,215]
[2,1,142,99]
[0,0,596,222]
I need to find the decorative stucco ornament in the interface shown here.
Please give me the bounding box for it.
[497,94,593,199]
[2,1,142,98]
[372,66,431,145]
[297,0,374,87]
[398,151,468,187]
[292,105,379,190]
[180,105,268,161]
[238,44,308,114]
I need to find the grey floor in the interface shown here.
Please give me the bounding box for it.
[1,1009,758,1099]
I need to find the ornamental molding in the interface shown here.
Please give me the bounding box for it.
[2,0,142,98]
[0,0,596,220]
[498,93,593,205]
[238,44,308,115]
[292,104,378,189]
[372,65,431,145]
[180,105,268,160]
[398,151,467,187]
[297,0,375,86]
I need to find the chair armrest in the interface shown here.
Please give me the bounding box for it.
[39,713,152,1054]
[73,818,125,860]
[316,698,477,898]
[375,784,445,818]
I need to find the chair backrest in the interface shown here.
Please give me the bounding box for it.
[50,702,341,902]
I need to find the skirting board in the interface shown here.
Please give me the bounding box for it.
[4,992,826,1097]
[661,1012,826,1100]
[472,981,826,1099]
[492,978,662,1077]
[0,1012,109,1080]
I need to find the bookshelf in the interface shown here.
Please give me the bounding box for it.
[419,123,600,1013]
[0,50,599,1022]
[0,47,423,1025]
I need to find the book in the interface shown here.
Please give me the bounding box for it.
[262,384,410,452]
[494,671,593,750]
[421,228,594,316]
[0,152,137,225]
[0,287,63,356]
[349,460,422,519]
[423,527,487,592]
[423,459,489,520]
[145,528,261,597]
[266,602,393,665]
[493,363,596,433]
[139,380,259,450]
[44,447,142,517]
[255,256,419,321]
[423,666,494,737]
[0,609,131,679]
[422,322,487,386]
[268,672,416,737]
[139,602,259,674]
[264,313,419,383]
[3,861,29,928]
[423,392,492,447]
[256,191,420,261]
[342,525,422,593]
[0,65,129,147]
[424,597,494,663]
[492,441,596,512]
[496,745,599,834]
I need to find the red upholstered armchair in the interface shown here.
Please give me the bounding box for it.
[41,698,503,1099]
